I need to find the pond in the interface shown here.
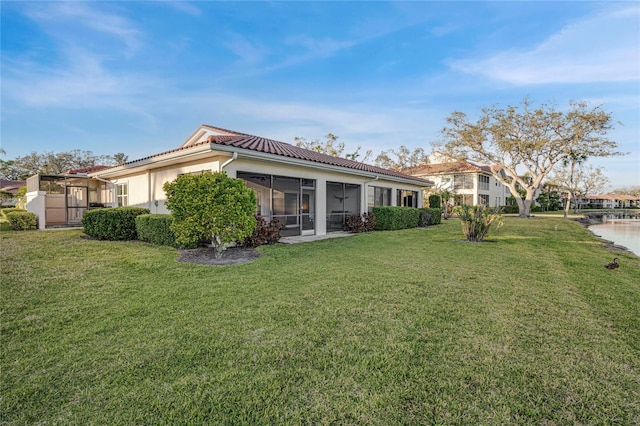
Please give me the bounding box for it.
[586,211,640,257]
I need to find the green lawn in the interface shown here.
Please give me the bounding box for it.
[2,218,639,425]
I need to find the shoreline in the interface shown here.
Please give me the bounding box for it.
[572,216,639,258]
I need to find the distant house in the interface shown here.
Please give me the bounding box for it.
[579,194,640,209]
[0,179,26,207]
[410,153,509,207]
[26,125,433,233]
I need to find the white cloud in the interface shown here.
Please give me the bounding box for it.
[23,2,143,54]
[449,5,640,85]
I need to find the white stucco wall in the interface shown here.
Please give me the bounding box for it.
[26,190,46,230]
[94,153,426,236]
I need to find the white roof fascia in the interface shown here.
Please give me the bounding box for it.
[90,144,215,178]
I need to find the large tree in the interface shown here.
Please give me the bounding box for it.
[441,98,621,217]
[294,133,372,162]
[374,146,428,172]
[0,150,127,180]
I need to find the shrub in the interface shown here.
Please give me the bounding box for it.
[345,212,376,233]
[82,207,150,240]
[242,215,284,247]
[1,208,23,220]
[135,214,176,246]
[501,205,519,214]
[372,206,420,231]
[428,194,441,209]
[6,211,37,231]
[418,208,442,227]
[164,172,257,257]
[453,204,503,242]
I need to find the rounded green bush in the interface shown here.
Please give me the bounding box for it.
[82,207,150,240]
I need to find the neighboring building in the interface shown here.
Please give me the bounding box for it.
[411,153,509,207]
[579,194,640,209]
[26,125,433,234]
[0,179,26,207]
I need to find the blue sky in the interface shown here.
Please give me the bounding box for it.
[1,1,638,189]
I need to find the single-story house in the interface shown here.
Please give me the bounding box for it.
[27,125,433,235]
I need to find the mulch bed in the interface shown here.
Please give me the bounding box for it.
[176,246,261,265]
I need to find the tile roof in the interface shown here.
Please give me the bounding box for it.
[67,165,112,174]
[584,194,640,201]
[99,125,433,185]
[411,161,493,176]
[203,133,431,184]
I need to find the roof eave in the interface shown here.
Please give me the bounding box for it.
[211,144,433,187]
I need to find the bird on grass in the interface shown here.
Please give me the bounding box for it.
[604,258,619,269]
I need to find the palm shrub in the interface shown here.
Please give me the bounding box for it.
[163,172,257,258]
[454,204,503,242]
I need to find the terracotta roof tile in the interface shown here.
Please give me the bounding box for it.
[98,125,432,185]
[205,134,431,184]
[412,161,492,176]
[67,165,112,174]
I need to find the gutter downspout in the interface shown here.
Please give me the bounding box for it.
[220,152,238,173]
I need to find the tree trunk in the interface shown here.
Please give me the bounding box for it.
[563,191,573,218]
[515,197,532,217]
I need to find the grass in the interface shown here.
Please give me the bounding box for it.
[2,218,639,425]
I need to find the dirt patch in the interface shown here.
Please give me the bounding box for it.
[177,246,261,265]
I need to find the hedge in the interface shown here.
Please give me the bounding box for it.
[82,207,150,240]
[135,214,176,246]
[1,208,23,220]
[6,211,37,231]
[372,206,420,231]
[418,208,442,226]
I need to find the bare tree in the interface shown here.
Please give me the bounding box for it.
[441,98,622,217]
[552,163,609,214]
[294,133,372,162]
[374,146,428,172]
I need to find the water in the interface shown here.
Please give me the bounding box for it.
[586,211,640,256]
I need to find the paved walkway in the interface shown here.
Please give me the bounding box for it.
[279,231,354,244]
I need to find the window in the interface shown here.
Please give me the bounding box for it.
[368,186,391,210]
[453,174,473,190]
[479,175,490,191]
[116,183,128,207]
[397,190,418,207]
[478,194,489,205]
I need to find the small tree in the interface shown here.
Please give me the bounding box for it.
[454,204,503,242]
[428,194,441,209]
[163,172,257,258]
